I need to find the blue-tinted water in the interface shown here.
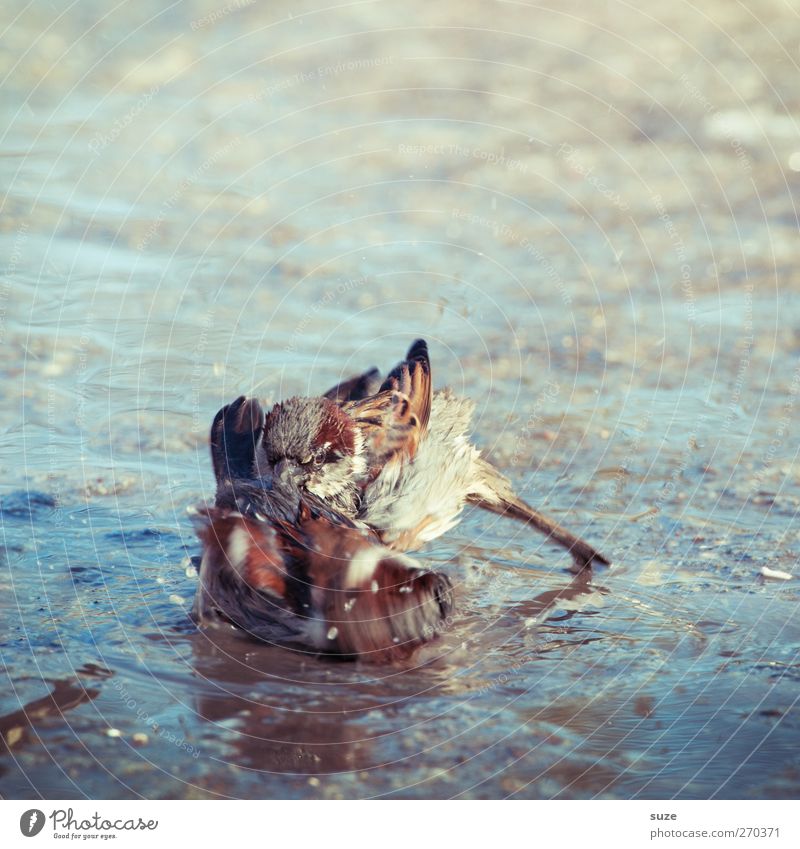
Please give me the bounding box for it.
[1,0,798,799]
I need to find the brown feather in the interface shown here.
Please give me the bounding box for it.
[344,389,423,476]
[210,396,265,483]
[194,505,453,660]
[314,401,357,455]
[379,338,432,438]
[198,511,288,597]
[300,515,453,660]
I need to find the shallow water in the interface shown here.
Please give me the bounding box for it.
[1,0,799,799]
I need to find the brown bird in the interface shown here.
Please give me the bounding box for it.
[226,340,609,569]
[193,400,453,660]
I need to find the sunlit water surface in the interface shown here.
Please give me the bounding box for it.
[1,0,799,799]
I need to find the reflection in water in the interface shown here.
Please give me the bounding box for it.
[190,635,376,777]
[183,568,604,783]
[0,678,102,755]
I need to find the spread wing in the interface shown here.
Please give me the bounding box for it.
[344,390,422,480]
[193,506,453,660]
[301,514,453,661]
[323,367,382,403]
[379,339,432,437]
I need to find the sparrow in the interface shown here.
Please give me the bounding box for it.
[193,401,453,660]
[213,340,610,569]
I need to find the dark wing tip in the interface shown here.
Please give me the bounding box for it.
[324,367,382,403]
[234,396,266,435]
[433,572,455,618]
[212,396,265,438]
[210,396,266,483]
[376,339,432,435]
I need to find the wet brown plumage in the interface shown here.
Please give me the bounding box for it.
[193,503,453,661]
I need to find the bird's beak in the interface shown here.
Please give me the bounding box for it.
[273,459,300,483]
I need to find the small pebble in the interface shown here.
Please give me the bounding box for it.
[760,566,792,581]
[327,626,338,640]
[132,733,149,745]
[105,728,122,738]
[308,777,321,787]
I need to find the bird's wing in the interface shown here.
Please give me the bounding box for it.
[340,339,433,479]
[209,396,265,484]
[379,338,432,437]
[323,367,382,403]
[299,513,454,660]
[193,507,453,659]
[343,389,423,478]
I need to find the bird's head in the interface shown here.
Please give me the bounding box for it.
[260,397,365,509]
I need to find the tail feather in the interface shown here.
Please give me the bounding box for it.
[470,460,610,569]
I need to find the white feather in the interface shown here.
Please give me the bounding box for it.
[226,526,250,572]
[346,546,383,587]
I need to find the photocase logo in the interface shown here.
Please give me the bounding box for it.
[19,809,46,837]
[14,807,159,838]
